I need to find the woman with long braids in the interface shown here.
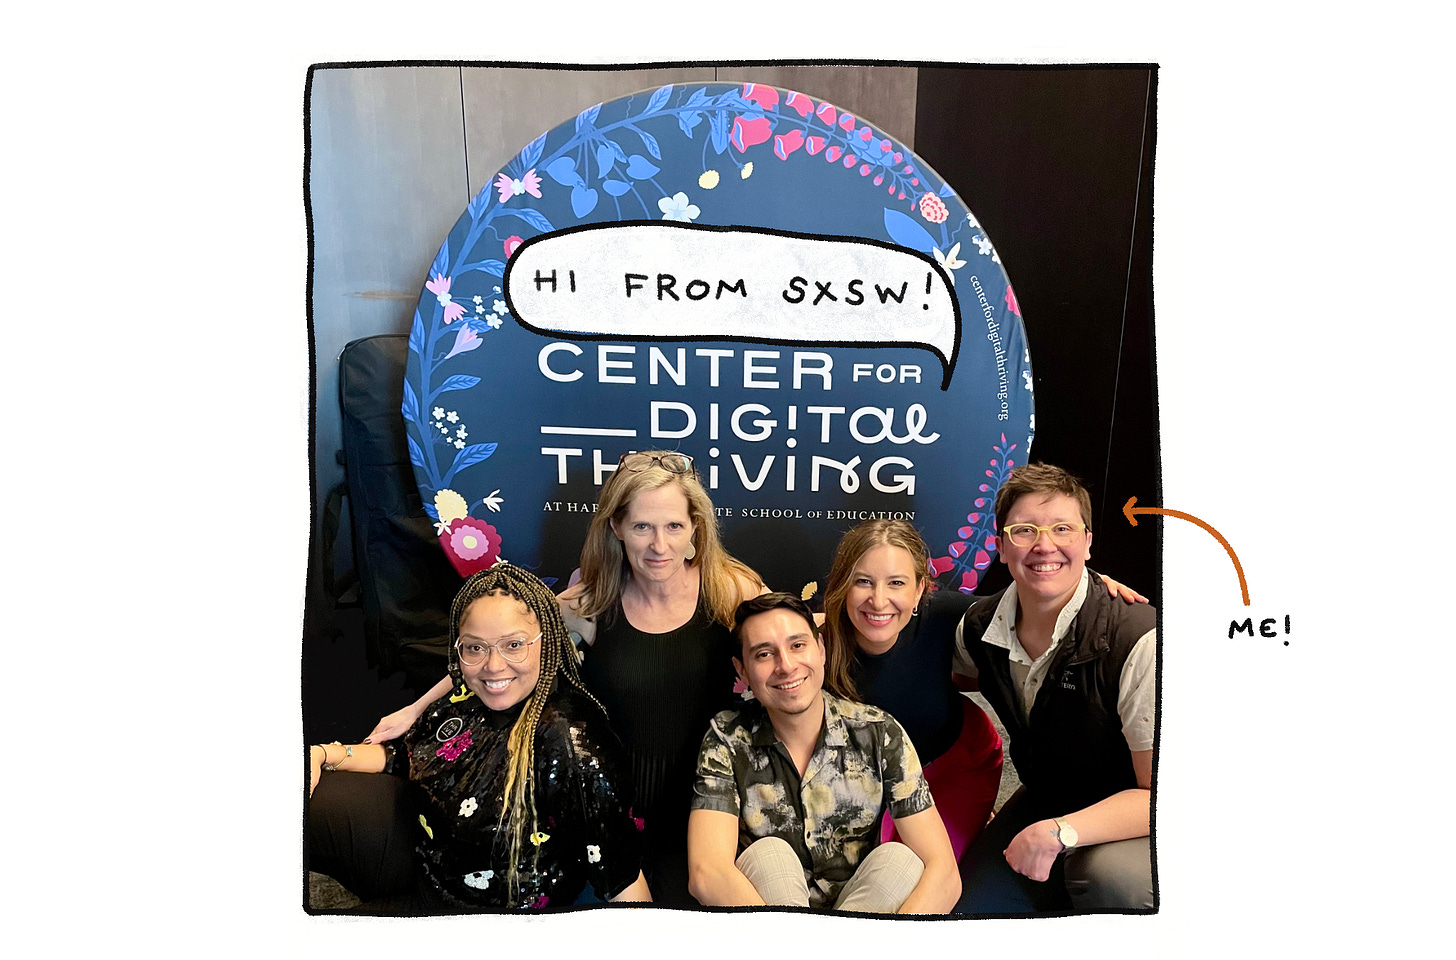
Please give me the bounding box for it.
[363,451,766,906]
[308,562,650,911]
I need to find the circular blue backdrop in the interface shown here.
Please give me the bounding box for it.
[404,81,1033,595]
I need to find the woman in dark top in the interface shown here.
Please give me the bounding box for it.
[820,520,1002,860]
[309,562,649,911]
[368,452,765,906]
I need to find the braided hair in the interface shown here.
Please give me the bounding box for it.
[446,561,606,899]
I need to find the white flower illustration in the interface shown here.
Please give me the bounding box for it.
[473,295,483,305]
[446,411,460,424]
[482,489,504,512]
[434,519,453,536]
[456,426,468,439]
[966,210,980,228]
[658,192,700,222]
[432,407,445,420]
[493,299,508,315]
[972,235,994,257]
[463,869,494,890]
[587,844,602,863]
[459,797,478,818]
[454,438,466,450]
[1022,369,1032,391]
[487,315,503,329]
[475,304,485,314]
[932,243,965,284]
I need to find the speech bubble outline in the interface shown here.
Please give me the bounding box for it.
[502,221,963,390]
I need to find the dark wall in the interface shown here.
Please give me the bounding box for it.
[914,66,1160,606]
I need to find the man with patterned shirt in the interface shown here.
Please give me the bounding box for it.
[687,593,960,912]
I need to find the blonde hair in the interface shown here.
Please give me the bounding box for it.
[820,519,932,702]
[446,562,605,899]
[575,450,761,627]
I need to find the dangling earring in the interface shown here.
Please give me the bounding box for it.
[685,539,697,561]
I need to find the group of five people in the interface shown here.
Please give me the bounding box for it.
[308,451,1157,915]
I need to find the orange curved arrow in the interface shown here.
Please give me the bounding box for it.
[1123,497,1249,606]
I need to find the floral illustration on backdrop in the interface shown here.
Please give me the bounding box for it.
[405,82,1028,582]
[928,434,1020,594]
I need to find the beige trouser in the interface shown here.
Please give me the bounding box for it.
[735,836,925,912]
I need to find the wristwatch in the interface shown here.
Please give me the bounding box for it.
[1051,816,1079,851]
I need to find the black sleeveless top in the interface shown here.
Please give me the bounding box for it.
[578,599,740,905]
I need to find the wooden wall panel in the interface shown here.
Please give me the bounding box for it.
[309,66,467,505]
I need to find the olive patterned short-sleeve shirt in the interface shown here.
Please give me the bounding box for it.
[691,692,934,908]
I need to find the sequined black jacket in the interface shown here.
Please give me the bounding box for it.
[387,678,643,910]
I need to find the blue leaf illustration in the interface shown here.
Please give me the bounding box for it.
[467,189,491,221]
[408,310,424,354]
[571,185,599,218]
[939,182,956,197]
[602,179,632,196]
[625,155,660,179]
[686,87,709,107]
[459,259,506,277]
[407,434,426,471]
[402,379,420,425]
[709,111,729,154]
[645,84,672,114]
[448,442,499,480]
[606,138,627,163]
[636,126,661,160]
[883,208,936,254]
[437,375,482,393]
[545,155,583,187]
[595,143,615,178]
[503,207,555,232]
[678,112,703,138]
[518,132,546,171]
[423,502,439,521]
[431,240,449,278]
[575,102,602,133]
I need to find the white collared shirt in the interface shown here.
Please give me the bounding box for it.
[953,570,1157,752]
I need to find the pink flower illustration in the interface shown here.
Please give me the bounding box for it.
[436,728,474,761]
[816,102,837,126]
[773,129,804,160]
[503,235,524,258]
[806,136,826,156]
[443,325,481,361]
[741,83,778,111]
[442,517,502,577]
[784,91,814,117]
[425,273,466,323]
[731,115,773,153]
[919,193,949,224]
[1005,285,1021,316]
[531,895,550,910]
[494,168,542,203]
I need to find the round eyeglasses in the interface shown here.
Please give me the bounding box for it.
[456,632,541,665]
[1002,522,1089,548]
[618,452,695,474]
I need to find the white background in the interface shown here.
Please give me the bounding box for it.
[4,2,1447,954]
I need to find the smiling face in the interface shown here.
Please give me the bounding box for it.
[845,543,926,652]
[734,607,826,722]
[456,593,542,711]
[609,482,696,585]
[996,492,1093,610]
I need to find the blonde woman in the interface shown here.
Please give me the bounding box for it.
[365,452,765,906]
